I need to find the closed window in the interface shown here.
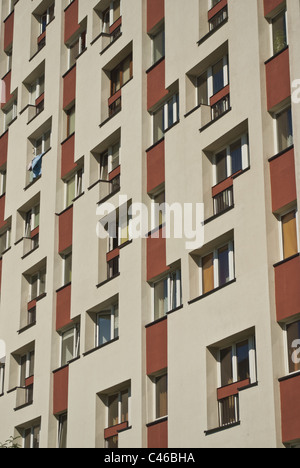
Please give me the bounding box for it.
[272,10,287,55]
[96,304,119,347]
[3,101,17,131]
[152,28,165,65]
[30,268,46,301]
[201,241,234,295]
[107,388,129,428]
[155,373,168,419]
[65,168,83,208]
[276,106,293,153]
[281,210,298,260]
[214,135,249,185]
[110,54,133,96]
[219,337,256,387]
[61,325,80,367]
[58,413,68,449]
[153,270,182,321]
[40,4,54,34]
[69,32,86,68]
[23,425,40,449]
[152,94,179,144]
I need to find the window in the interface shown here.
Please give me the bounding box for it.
[281,209,298,260]
[20,350,35,388]
[107,388,129,427]
[107,206,131,251]
[152,94,179,144]
[152,28,165,65]
[34,129,51,156]
[69,32,86,68]
[65,168,83,208]
[40,4,55,34]
[61,325,80,367]
[197,72,209,106]
[25,205,40,238]
[66,106,75,137]
[152,190,165,229]
[96,304,119,347]
[212,59,225,95]
[23,425,40,449]
[219,337,256,387]
[214,134,249,185]
[63,251,72,285]
[214,187,234,216]
[0,227,11,256]
[153,270,182,321]
[29,268,46,301]
[30,75,45,107]
[286,320,300,374]
[100,141,120,180]
[110,54,133,96]
[201,241,234,295]
[58,413,68,449]
[155,373,168,419]
[272,10,287,55]
[3,101,17,132]
[107,257,119,279]
[276,106,293,153]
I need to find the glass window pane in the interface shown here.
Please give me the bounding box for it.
[61,329,74,366]
[277,107,293,153]
[272,11,287,55]
[153,29,165,64]
[220,347,233,387]
[114,305,119,338]
[97,314,111,346]
[215,149,227,184]
[66,176,76,207]
[154,278,168,320]
[156,374,168,419]
[113,0,120,22]
[122,56,131,85]
[32,426,40,449]
[197,72,208,106]
[39,269,46,295]
[69,40,79,67]
[121,390,128,423]
[20,355,27,387]
[29,351,35,377]
[24,428,31,449]
[202,253,214,294]
[230,139,242,175]
[287,321,300,373]
[106,435,118,448]
[111,142,120,171]
[236,340,250,381]
[108,393,119,427]
[64,253,72,285]
[212,59,224,95]
[59,414,68,449]
[31,274,38,300]
[282,211,298,260]
[218,245,230,287]
[153,108,164,143]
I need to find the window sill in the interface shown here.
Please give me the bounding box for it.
[199,107,232,133]
[97,187,121,205]
[146,137,165,154]
[99,107,122,128]
[24,175,42,191]
[83,337,119,357]
[166,304,183,316]
[29,43,46,62]
[100,32,122,55]
[146,56,165,74]
[264,45,289,65]
[279,371,300,383]
[204,421,240,436]
[17,321,36,335]
[198,17,228,46]
[145,314,168,329]
[0,246,12,260]
[146,416,168,428]
[21,245,39,260]
[204,205,235,225]
[96,273,120,289]
[56,282,71,294]
[188,279,236,305]
[268,144,294,163]
[27,108,44,126]
[273,252,300,269]
[14,401,34,412]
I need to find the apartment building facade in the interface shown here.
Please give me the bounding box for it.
[0,0,299,449]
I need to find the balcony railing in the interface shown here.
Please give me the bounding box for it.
[213,186,234,215]
[15,384,34,409]
[218,395,239,427]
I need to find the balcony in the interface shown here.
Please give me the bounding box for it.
[146,316,167,376]
[147,226,169,282]
[15,382,34,410]
[98,174,120,204]
[56,283,72,331]
[147,0,165,33]
[265,47,290,111]
[4,11,14,52]
[58,205,73,254]
[147,418,168,449]
[269,146,296,213]
[64,0,80,44]
[53,366,69,415]
[274,254,300,322]
[280,372,300,444]
[199,91,230,131]
[146,139,165,194]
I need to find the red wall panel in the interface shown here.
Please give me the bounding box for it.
[269,147,297,213]
[58,206,73,254]
[63,66,76,110]
[208,0,227,20]
[147,420,168,448]
[53,366,69,415]
[146,318,167,376]
[280,374,300,443]
[147,140,165,194]
[264,0,285,16]
[265,48,291,111]
[56,283,72,331]
[61,134,77,179]
[4,12,14,51]
[147,59,168,110]
[275,255,300,322]
[147,0,165,33]
[64,0,80,43]
[147,227,169,281]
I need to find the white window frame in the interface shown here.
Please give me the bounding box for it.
[30,75,45,105]
[207,55,229,100]
[152,94,179,145]
[58,412,68,449]
[153,371,168,422]
[106,387,130,429]
[217,336,256,389]
[34,129,51,157]
[0,170,6,197]
[60,325,80,367]
[0,363,5,395]
[30,268,46,301]
[3,101,17,132]
[40,4,54,34]
[64,168,84,208]
[20,351,34,385]
[96,304,119,347]
[278,207,299,262]
[152,269,182,321]
[212,133,249,186]
[109,0,121,26]
[274,105,293,155]
[62,251,72,286]
[23,425,40,449]
[199,241,234,296]
[68,32,86,68]
[25,204,39,237]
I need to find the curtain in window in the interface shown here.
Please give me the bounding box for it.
[202,253,214,294]
[212,59,224,95]
[282,210,298,259]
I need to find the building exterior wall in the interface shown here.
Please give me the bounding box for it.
[0,0,299,449]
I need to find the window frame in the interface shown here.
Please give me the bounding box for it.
[29,268,46,301]
[278,207,299,261]
[213,133,249,186]
[199,241,235,296]
[64,168,84,208]
[106,387,130,429]
[152,269,182,321]
[270,9,288,57]
[60,324,80,367]
[3,100,17,132]
[152,93,179,144]
[153,371,168,421]
[23,424,40,449]
[96,303,119,348]
[284,318,300,376]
